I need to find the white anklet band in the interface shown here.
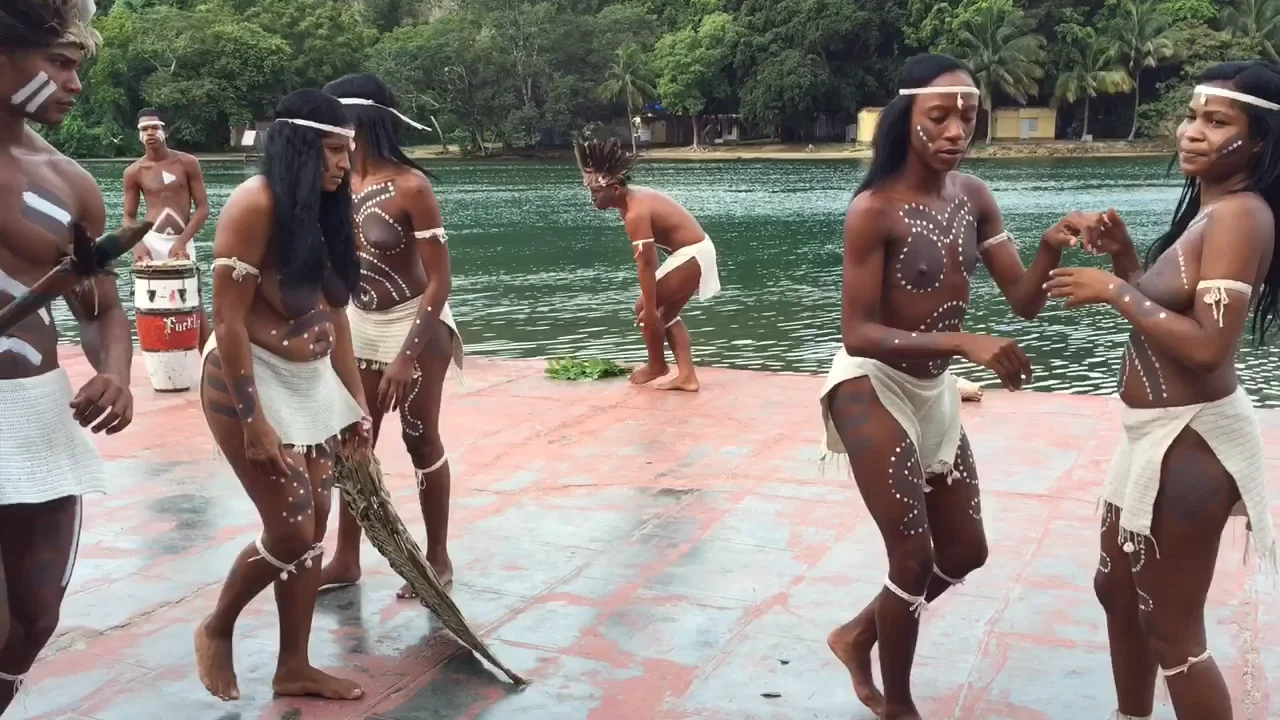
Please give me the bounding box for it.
[1109,712,1152,720]
[251,537,324,581]
[933,567,964,585]
[415,454,448,489]
[0,671,25,696]
[1162,648,1212,676]
[884,576,927,617]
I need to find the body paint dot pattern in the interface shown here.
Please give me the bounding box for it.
[892,197,975,294]
[888,441,928,536]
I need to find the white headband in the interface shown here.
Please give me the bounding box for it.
[899,85,981,108]
[336,98,433,132]
[137,120,165,130]
[1193,84,1280,111]
[274,118,356,138]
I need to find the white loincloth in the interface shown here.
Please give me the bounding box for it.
[348,297,464,374]
[0,369,107,505]
[1102,386,1274,568]
[142,231,195,262]
[818,349,963,480]
[203,337,364,450]
[657,235,721,301]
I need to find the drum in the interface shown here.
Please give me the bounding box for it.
[133,261,201,392]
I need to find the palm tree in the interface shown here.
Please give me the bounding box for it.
[951,0,1047,144]
[1054,42,1133,140]
[1106,0,1179,140]
[598,45,657,155]
[1221,0,1280,61]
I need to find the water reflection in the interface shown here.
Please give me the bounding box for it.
[67,156,1280,407]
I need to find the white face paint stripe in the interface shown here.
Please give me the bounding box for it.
[0,267,50,325]
[0,336,43,365]
[10,73,50,106]
[22,191,73,227]
[25,81,59,114]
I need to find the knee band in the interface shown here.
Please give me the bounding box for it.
[1161,649,1212,677]
[884,575,928,618]
[0,671,25,699]
[415,454,448,489]
[251,536,324,581]
[933,566,965,585]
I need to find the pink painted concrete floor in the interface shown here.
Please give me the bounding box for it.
[7,349,1280,720]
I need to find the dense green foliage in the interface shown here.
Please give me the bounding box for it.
[37,0,1279,156]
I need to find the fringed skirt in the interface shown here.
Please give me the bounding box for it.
[349,297,464,375]
[0,369,107,505]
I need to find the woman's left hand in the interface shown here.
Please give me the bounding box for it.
[1044,267,1120,307]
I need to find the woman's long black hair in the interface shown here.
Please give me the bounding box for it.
[854,53,974,197]
[260,89,359,300]
[1148,60,1280,343]
[322,72,435,180]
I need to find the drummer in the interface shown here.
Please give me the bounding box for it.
[124,108,211,346]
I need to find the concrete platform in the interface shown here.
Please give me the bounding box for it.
[7,348,1279,720]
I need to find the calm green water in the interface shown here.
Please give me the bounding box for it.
[66,157,1280,407]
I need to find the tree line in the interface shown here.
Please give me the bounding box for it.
[39,0,1280,158]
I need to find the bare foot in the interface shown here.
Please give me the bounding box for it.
[194,616,240,701]
[881,703,924,720]
[273,664,364,700]
[827,615,884,715]
[655,374,699,392]
[318,557,362,590]
[628,362,668,386]
[397,556,454,599]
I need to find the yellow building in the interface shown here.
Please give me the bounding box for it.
[856,107,882,144]
[991,106,1057,141]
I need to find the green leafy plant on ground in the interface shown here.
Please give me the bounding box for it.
[545,357,632,381]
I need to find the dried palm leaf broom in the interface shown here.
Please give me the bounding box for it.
[333,452,528,686]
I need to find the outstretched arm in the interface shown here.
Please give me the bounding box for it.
[63,168,133,433]
[122,165,150,263]
[178,155,210,247]
[625,208,665,358]
[207,183,271,429]
[1101,195,1270,373]
[841,193,968,361]
[967,175,1063,320]
[395,175,451,358]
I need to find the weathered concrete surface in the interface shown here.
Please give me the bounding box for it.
[6,348,1278,720]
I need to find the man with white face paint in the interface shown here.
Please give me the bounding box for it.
[0,0,135,712]
[124,106,211,345]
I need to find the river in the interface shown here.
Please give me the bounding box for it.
[68,156,1280,406]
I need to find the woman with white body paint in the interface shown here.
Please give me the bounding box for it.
[0,0,136,712]
[1046,60,1280,720]
[819,53,1086,720]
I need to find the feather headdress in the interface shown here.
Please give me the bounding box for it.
[573,138,637,186]
[0,0,101,55]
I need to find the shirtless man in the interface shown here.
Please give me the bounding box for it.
[193,88,370,702]
[573,138,721,392]
[1047,61,1279,720]
[317,72,461,598]
[817,54,1081,719]
[0,0,134,711]
[124,107,211,345]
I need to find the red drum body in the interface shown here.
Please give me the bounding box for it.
[133,261,202,392]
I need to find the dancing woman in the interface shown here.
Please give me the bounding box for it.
[1046,60,1279,720]
[820,53,1082,719]
[193,89,371,702]
[316,73,462,598]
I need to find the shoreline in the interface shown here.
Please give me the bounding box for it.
[72,140,1174,164]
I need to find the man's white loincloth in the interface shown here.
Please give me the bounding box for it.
[657,235,721,301]
[348,297,464,374]
[142,231,195,262]
[1102,386,1274,568]
[818,349,963,481]
[0,369,107,505]
[203,337,364,450]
